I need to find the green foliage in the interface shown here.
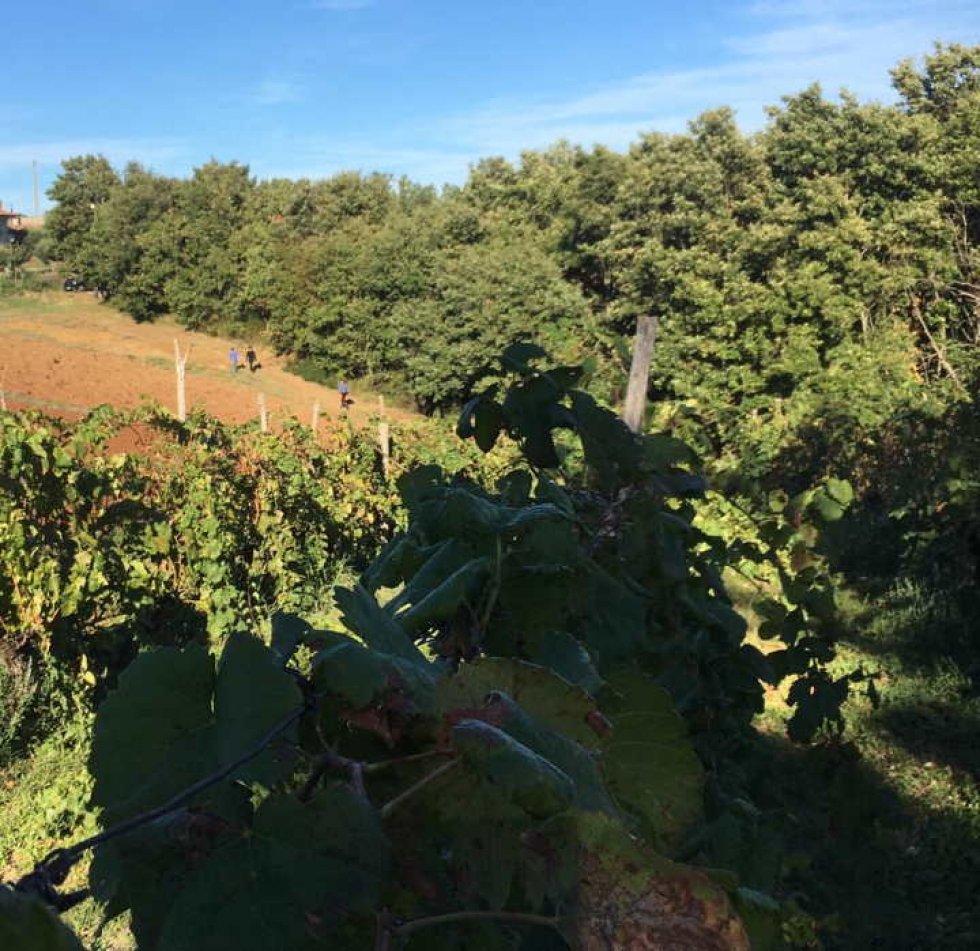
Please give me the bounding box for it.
[4,349,813,950]
[0,405,408,742]
[0,889,85,950]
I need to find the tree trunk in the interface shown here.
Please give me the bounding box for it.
[621,314,658,434]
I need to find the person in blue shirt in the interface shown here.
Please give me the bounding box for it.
[338,379,350,410]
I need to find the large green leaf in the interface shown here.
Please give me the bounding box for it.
[440,663,615,815]
[438,657,601,748]
[91,645,216,824]
[528,631,603,695]
[383,539,472,616]
[312,633,435,716]
[0,889,85,951]
[453,719,574,819]
[599,668,705,849]
[214,633,305,786]
[92,634,302,823]
[334,584,429,665]
[91,804,248,949]
[393,556,490,634]
[156,789,389,951]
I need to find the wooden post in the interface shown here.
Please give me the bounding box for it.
[258,393,268,432]
[621,314,658,434]
[378,395,390,478]
[311,399,320,432]
[174,339,189,422]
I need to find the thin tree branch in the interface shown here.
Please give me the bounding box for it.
[363,749,454,774]
[380,758,460,819]
[394,909,560,938]
[910,296,968,395]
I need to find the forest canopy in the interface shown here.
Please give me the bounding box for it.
[47,44,980,439]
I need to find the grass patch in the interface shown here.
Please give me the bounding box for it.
[739,577,980,950]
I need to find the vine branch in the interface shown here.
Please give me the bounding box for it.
[16,703,307,897]
[380,757,460,818]
[373,907,560,949]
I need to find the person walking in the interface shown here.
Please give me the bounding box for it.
[229,346,240,372]
[338,378,350,410]
[245,346,258,372]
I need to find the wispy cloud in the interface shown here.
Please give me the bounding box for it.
[254,80,303,106]
[0,138,187,171]
[431,0,980,163]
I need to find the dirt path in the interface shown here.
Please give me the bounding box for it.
[0,292,413,428]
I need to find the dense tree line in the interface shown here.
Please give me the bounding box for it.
[48,45,979,465]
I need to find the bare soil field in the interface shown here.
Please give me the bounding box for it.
[0,292,409,428]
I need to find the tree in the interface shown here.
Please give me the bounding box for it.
[45,155,120,266]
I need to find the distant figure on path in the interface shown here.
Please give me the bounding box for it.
[229,346,240,372]
[338,378,351,410]
[246,346,258,372]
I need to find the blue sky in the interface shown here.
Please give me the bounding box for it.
[2,0,977,212]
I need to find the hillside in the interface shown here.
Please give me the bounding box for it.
[0,291,410,426]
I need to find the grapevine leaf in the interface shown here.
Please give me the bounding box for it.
[0,889,85,951]
[640,433,699,471]
[384,539,472,616]
[92,635,302,824]
[528,630,603,695]
[270,611,312,665]
[394,556,490,634]
[214,633,304,786]
[456,394,482,439]
[501,341,548,374]
[474,398,505,453]
[90,806,247,948]
[438,657,601,747]
[599,668,705,849]
[734,887,782,951]
[156,790,388,951]
[91,645,216,824]
[501,503,568,533]
[335,583,429,665]
[557,811,751,950]
[453,719,574,819]
[534,474,575,516]
[312,633,435,715]
[569,390,639,488]
[441,667,615,814]
[496,469,532,504]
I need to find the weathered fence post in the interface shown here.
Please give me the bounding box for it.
[174,339,189,422]
[621,314,658,434]
[378,395,390,478]
[258,393,268,432]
